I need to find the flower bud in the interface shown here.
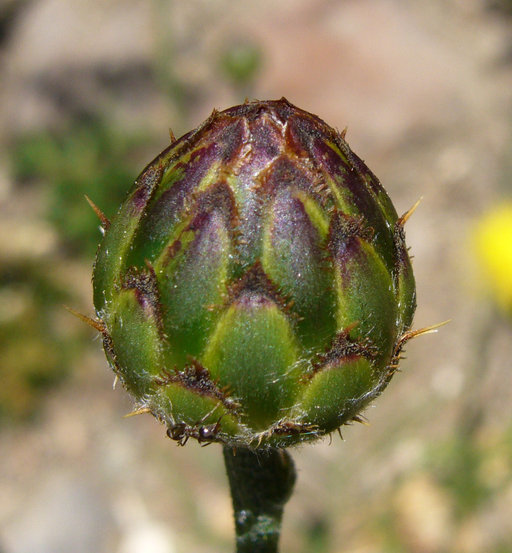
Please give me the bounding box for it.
[92,98,416,448]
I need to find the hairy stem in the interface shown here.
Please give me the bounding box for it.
[223,446,296,553]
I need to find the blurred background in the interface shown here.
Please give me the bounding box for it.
[1,0,512,552]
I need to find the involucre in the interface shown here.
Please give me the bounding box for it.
[92,99,416,448]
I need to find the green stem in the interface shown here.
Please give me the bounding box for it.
[223,446,296,553]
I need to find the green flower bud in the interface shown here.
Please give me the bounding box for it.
[92,98,416,448]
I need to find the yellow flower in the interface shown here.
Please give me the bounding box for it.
[473,203,512,313]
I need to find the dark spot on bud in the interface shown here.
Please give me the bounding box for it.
[122,264,164,333]
[258,155,317,198]
[228,262,291,312]
[308,327,377,378]
[156,360,240,415]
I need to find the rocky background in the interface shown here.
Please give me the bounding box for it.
[1,1,512,552]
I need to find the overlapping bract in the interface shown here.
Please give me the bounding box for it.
[92,99,416,448]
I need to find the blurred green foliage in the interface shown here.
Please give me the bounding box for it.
[363,423,512,552]
[300,516,330,553]
[429,436,490,519]
[374,511,408,553]
[3,118,153,422]
[219,41,263,94]
[12,119,150,257]
[487,0,512,14]
[0,261,74,422]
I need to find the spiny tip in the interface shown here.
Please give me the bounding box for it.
[85,195,111,230]
[124,407,152,418]
[352,414,370,426]
[64,305,106,333]
[169,128,176,142]
[398,197,423,227]
[399,320,451,346]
